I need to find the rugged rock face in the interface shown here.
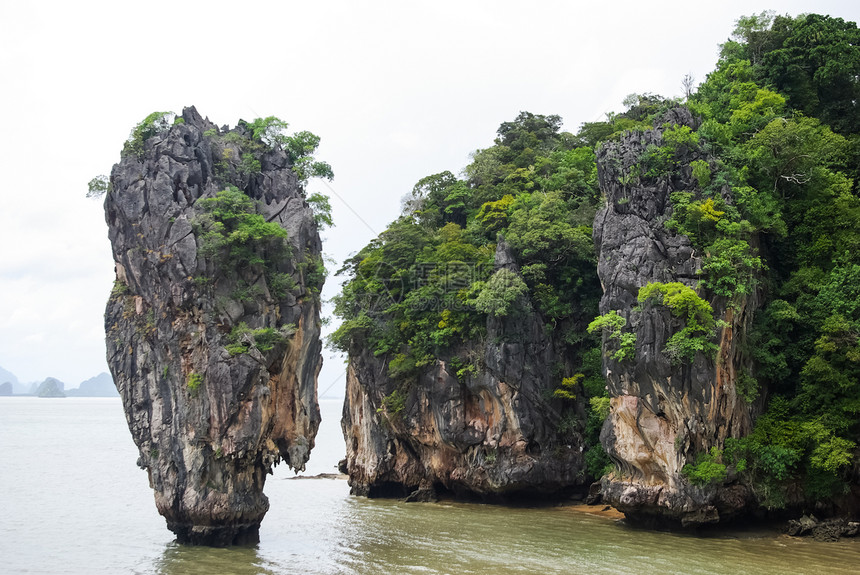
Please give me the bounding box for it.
[786,515,860,542]
[0,382,12,396]
[342,243,587,500]
[593,108,759,526]
[104,107,322,545]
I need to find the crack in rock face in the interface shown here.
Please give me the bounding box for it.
[103,107,322,545]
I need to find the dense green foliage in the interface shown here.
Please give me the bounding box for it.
[331,12,860,501]
[192,186,305,304]
[331,112,607,370]
[471,268,528,318]
[331,111,612,471]
[637,282,719,364]
[683,447,729,486]
[721,12,860,135]
[587,311,635,362]
[123,111,173,158]
[679,12,860,506]
[195,187,291,270]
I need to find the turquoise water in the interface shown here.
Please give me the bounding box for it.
[1,397,858,574]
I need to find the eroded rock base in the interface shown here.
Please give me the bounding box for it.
[170,523,261,547]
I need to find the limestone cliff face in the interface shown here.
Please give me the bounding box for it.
[104,107,322,545]
[342,243,587,500]
[593,108,759,526]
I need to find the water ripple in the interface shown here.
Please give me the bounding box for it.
[2,398,859,575]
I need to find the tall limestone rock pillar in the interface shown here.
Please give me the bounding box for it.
[104,107,323,545]
[593,108,759,526]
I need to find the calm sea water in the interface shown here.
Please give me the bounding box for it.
[1,397,859,574]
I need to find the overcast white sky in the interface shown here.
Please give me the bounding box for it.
[0,1,856,394]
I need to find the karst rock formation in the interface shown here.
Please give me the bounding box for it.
[341,241,588,501]
[593,108,760,526]
[104,107,323,545]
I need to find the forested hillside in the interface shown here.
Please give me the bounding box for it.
[333,12,860,515]
[680,11,860,509]
[332,109,613,482]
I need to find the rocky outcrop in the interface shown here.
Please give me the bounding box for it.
[593,108,759,525]
[66,373,118,397]
[0,366,18,389]
[786,514,860,542]
[0,382,12,396]
[104,107,322,545]
[36,377,65,398]
[341,242,588,500]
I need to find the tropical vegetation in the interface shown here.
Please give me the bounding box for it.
[333,11,860,503]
